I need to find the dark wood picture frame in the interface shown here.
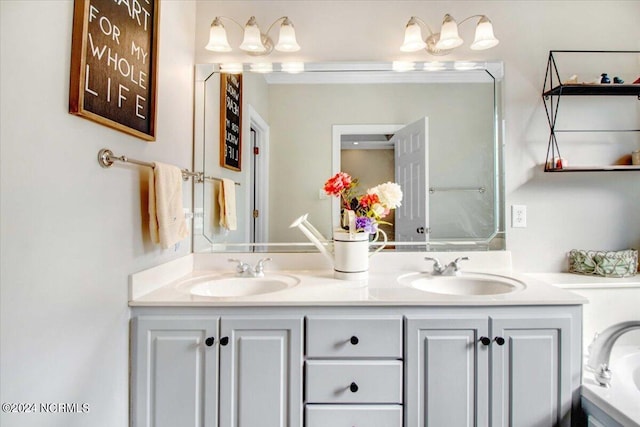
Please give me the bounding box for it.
[220,73,242,171]
[69,0,159,141]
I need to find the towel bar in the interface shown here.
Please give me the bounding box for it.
[97,148,240,185]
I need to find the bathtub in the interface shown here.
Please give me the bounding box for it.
[582,346,640,427]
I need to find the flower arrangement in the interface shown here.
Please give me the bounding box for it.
[324,172,403,234]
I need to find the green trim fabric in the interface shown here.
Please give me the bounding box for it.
[568,249,638,278]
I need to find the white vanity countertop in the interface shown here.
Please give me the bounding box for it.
[129,252,587,307]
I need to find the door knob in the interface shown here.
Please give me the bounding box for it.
[479,336,491,346]
[350,336,359,345]
[220,336,230,346]
[416,227,425,234]
[205,337,215,347]
[494,337,505,346]
[349,382,359,393]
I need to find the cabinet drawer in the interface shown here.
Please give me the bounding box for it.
[305,404,402,427]
[305,360,403,404]
[306,316,402,358]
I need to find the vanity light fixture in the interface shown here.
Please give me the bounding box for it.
[250,63,274,73]
[205,16,300,56]
[400,14,499,56]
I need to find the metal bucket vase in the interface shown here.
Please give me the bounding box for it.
[333,229,387,280]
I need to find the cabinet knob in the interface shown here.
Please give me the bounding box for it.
[350,336,359,345]
[205,337,215,347]
[494,336,505,346]
[349,382,359,393]
[479,336,491,346]
[220,336,229,346]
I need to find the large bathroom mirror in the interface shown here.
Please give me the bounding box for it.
[193,61,504,253]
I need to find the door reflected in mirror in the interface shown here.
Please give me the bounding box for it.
[193,62,504,253]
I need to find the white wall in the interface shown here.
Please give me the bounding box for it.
[0,1,195,426]
[195,0,640,272]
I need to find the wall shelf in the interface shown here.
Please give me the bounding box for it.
[541,50,640,172]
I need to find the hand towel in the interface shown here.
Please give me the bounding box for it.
[149,163,189,249]
[218,178,237,231]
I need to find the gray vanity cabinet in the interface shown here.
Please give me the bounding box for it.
[131,315,303,427]
[406,311,576,427]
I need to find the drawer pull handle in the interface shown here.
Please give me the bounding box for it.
[349,382,359,393]
[350,336,359,345]
[205,337,215,347]
[494,336,505,346]
[220,337,230,346]
[479,336,491,346]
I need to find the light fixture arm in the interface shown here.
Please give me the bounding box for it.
[457,14,487,26]
[265,16,290,37]
[212,16,245,31]
[408,16,435,36]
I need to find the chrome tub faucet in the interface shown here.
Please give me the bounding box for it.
[586,320,640,387]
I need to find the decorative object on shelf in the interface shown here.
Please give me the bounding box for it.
[568,249,638,278]
[205,15,300,55]
[400,13,498,56]
[541,50,640,172]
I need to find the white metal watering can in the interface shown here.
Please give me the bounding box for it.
[289,213,387,280]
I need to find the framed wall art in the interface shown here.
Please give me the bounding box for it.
[69,0,159,141]
[220,73,242,171]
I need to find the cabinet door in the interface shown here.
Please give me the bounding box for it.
[219,316,303,427]
[405,316,490,427]
[131,316,219,427]
[490,316,573,427]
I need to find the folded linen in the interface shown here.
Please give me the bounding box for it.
[149,163,189,249]
[218,178,237,231]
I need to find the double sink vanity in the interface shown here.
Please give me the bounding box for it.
[129,251,585,427]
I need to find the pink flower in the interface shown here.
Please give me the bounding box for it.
[324,172,353,197]
[359,193,379,209]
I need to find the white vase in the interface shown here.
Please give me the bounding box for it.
[333,229,387,281]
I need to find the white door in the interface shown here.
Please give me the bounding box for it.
[219,316,303,427]
[392,117,429,242]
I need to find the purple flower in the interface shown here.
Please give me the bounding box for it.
[355,216,377,234]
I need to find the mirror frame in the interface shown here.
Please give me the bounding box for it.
[193,61,505,253]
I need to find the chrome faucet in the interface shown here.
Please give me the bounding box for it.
[228,258,272,278]
[424,256,469,276]
[586,320,640,387]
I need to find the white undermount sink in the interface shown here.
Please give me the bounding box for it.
[397,272,526,296]
[183,274,300,298]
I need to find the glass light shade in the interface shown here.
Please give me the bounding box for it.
[400,20,427,52]
[470,16,499,50]
[205,19,232,52]
[436,14,463,50]
[239,17,266,52]
[275,18,300,52]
